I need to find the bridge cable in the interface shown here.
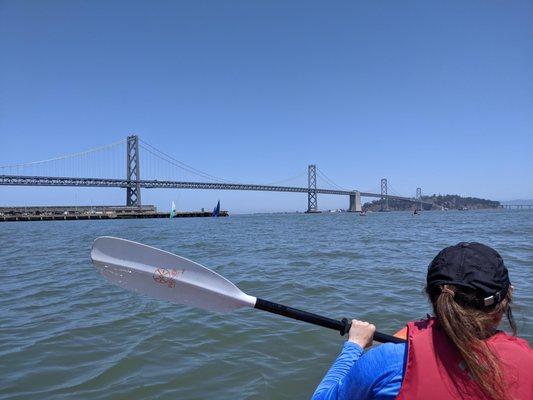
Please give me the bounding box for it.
[387,181,402,197]
[263,170,308,186]
[387,181,418,202]
[0,138,126,170]
[138,140,233,183]
[316,168,349,191]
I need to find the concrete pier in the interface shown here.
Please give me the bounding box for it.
[348,191,362,212]
[0,205,228,222]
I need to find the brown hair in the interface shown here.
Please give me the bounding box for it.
[426,284,516,400]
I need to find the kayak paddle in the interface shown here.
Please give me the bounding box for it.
[91,236,405,344]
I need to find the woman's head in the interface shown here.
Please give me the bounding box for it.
[425,242,515,400]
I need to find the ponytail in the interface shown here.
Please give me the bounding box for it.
[427,284,516,400]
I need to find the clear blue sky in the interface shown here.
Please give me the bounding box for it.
[1,1,532,213]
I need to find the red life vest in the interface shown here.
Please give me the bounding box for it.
[396,318,533,399]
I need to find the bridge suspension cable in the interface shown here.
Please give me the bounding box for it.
[140,139,310,187]
[138,139,233,183]
[0,138,126,169]
[0,138,126,179]
[316,168,349,191]
[386,181,402,197]
[387,181,414,200]
[263,170,307,186]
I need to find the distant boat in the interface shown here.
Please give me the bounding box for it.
[169,201,176,218]
[212,200,221,217]
[359,211,366,216]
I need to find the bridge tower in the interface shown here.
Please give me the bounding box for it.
[126,135,141,207]
[381,178,388,211]
[416,187,422,211]
[307,165,318,213]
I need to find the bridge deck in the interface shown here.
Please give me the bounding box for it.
[0,175,428,204]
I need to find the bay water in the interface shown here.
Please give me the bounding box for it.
[1,210,531,399]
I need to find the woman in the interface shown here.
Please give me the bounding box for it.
[312,242,533,399]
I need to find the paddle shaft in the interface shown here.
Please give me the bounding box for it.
[255,298,405,344]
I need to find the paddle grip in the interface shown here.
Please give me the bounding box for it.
[341,317,405,344]
[254,298,405,344]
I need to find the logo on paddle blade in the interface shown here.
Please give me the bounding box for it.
[153,268,184,288]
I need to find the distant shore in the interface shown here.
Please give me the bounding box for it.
[363,194,501,212]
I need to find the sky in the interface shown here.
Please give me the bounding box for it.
[1,0,532,213]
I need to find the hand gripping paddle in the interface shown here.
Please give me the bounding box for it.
[91,236,404,344]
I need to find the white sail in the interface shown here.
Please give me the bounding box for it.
[170,201,176,218]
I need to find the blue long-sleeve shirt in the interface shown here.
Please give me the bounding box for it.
[312,341,407,400]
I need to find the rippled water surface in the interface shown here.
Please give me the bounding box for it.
[1,210,532,399]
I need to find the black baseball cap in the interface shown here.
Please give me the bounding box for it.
[427,242,511,307]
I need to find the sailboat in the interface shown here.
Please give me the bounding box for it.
[212,200,220,217]
[169,201,176,218]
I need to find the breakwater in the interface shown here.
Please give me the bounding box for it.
[0,205,228,222]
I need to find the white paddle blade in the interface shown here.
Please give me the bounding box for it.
[91,236,256,312]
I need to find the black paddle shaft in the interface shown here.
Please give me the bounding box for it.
[254,298,405,344]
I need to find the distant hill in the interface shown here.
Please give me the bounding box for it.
[363,194,501,212]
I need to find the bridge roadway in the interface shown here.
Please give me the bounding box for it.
[0,175,423,203]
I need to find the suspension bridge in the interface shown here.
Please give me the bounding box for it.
[0,135,428,212]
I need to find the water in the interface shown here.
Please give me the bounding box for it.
[1,210,531,399]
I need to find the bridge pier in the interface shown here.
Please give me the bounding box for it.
[348,191,361,212]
